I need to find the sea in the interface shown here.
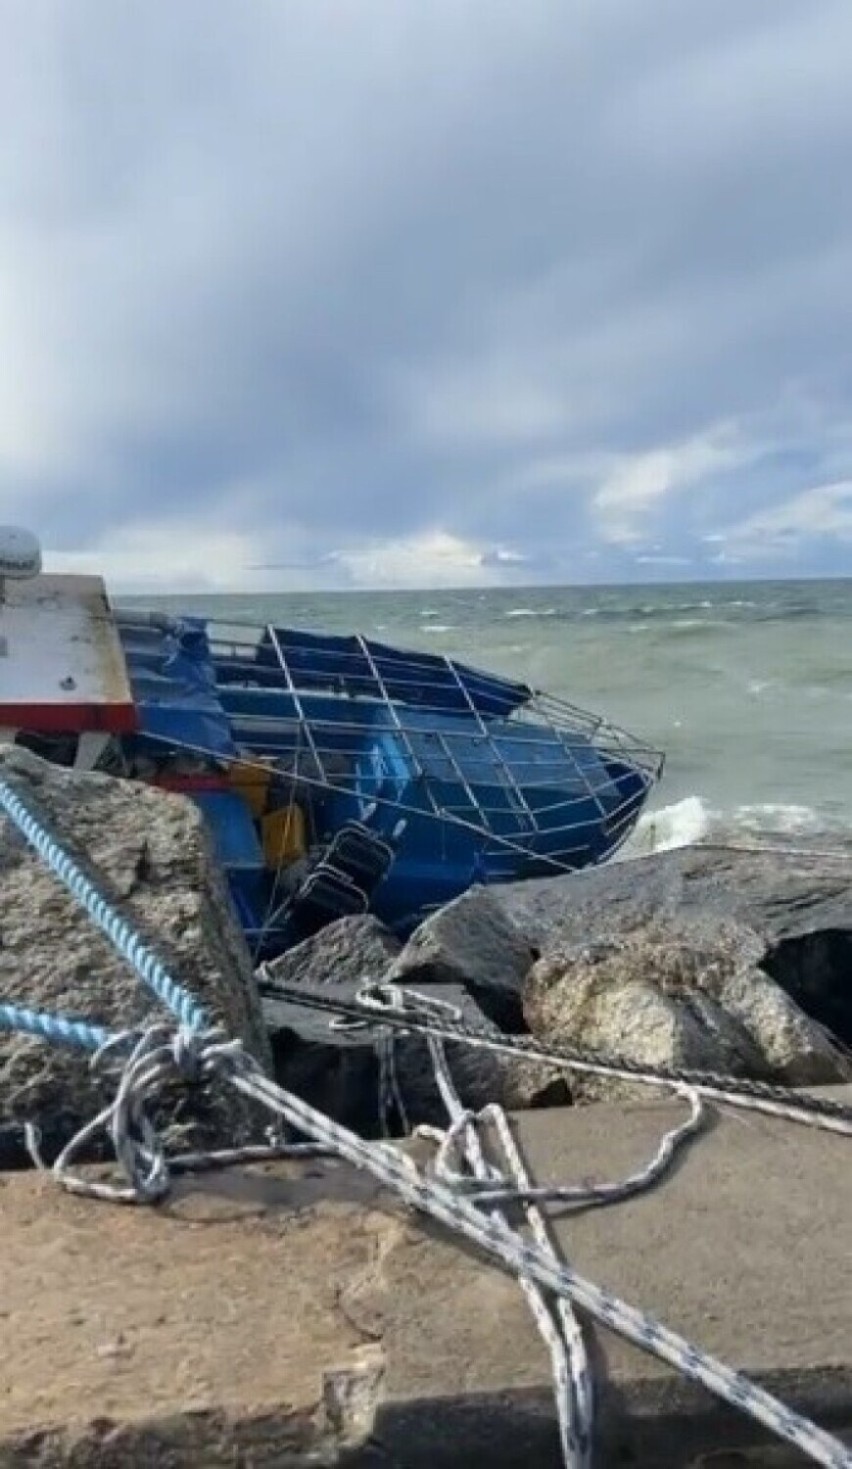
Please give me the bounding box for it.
[132,577,852,857]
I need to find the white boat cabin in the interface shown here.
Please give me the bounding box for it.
[0,528,137,770]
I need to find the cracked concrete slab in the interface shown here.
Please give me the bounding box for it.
[0,1089,850,1466]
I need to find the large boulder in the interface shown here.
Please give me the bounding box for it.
[0,746,272,1162]
[524,916,850,1102]
[495,845,852,1047]
[388,886,537,1031]
[262,916,567,1135]
[262,913,401,991]
[261,916,402,1135]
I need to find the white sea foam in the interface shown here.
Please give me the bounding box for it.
[730,803,827,838]
[504,606,557,618]
[669,617,732,632]
[421,623,455,633]
[627,795,840,856]
[629,796,713,854]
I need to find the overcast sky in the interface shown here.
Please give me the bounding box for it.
[2,2,851,592]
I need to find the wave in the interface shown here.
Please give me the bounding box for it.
[593,599,719,621]
[628,796,713,853]
[421,623,456,634]
[625,795,852,857]
[667,617,736,635]
[497,600,747,626]
[574,595,833,625]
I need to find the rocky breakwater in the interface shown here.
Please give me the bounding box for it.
[508,843,852,1098]
[263,846,852,1125]
[0,745,272,1164]
[261,898,569,1136]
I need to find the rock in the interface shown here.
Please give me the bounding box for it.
[0,746,272,1159]
[264,977,568,1136]
[523,916,850,1102]
[494,845,852,1047]
[260,915,402,1136]
[388,886,538,1031]
[262,913,402,990]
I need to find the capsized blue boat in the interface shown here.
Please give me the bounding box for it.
[0,539,662,958]
[111,610,663,955]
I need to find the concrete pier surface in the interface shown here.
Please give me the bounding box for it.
[1,1089,850,1467]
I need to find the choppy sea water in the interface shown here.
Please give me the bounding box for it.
[129,579,852,855]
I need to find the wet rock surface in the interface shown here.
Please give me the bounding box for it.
[0,746,271,1159]
[262,852,852,1122]
[261,906,565,1133]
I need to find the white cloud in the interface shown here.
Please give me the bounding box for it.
[592,423,751,545]
[634,553,693,567]
[45,521,272,594]
[328,530,510,589]
[721,480,852,557]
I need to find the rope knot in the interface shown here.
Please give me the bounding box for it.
[42,1022,249,1205]
[170,1024,208,1081]
[355,981,464,1025]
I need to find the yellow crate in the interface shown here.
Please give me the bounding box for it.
[228,760,273,819]
[261,803,307,868]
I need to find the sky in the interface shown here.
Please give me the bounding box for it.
[2,1,852,593]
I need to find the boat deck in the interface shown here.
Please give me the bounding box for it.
[0,574,137,734]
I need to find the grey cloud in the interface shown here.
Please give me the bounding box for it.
[1,1,851,584]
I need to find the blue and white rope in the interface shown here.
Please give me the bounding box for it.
[0,775,208,1033]
[43,1023,249,1202]
[482,1100,595,1469]
[369,984,594,1467]
[0,999,113,1053]
[19,1009,846,1468]
[226,1055,852,1469]
[427,1089,704,1209]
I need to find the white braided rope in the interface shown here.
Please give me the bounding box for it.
[376,980,704,1466]
[423,1032,593,1469]
[28,1024,329,1203]
[225,1057,852,1469]
[346,983,852,1138]
[16,980,849,1468]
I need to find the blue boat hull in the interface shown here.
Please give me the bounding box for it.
[111,612,663,954]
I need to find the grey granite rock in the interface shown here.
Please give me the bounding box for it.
[524,915,850,1102]
[494,845,852,1047]
[0,745,271,1155]
[264,977,568,1136]
[262,913,401,991]
[388,886,538,1031]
